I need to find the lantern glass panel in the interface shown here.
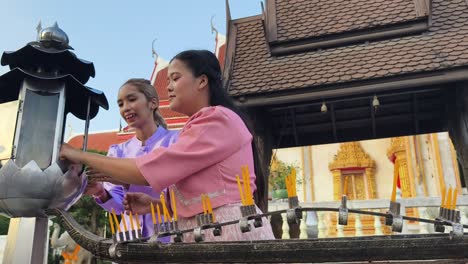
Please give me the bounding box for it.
[0,100,18,163]
[15,89,60,169]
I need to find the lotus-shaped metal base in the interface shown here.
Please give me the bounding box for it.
[0,160,86,217]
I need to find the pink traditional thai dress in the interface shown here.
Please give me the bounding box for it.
[136,106,274,241]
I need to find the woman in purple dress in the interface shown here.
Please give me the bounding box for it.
[84,78,178,240]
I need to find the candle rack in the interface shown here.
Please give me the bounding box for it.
[47,199,468,264]
[286,196,302,225]
[239,204,263,232]
[434,207,463,239]
[338,195,349,225]
[109,228,144,259]
[385,200,403,232]
[192,213,222,242]
[150,220,183,243]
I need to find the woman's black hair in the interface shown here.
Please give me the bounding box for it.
[171,50,267,212]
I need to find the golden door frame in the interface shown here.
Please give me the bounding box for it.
[329,142,376,201]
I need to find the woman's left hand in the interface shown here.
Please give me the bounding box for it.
[124,192,156,215]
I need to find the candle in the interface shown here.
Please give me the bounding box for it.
[170,188,178,221]
[440,184,446,208]
[287,173,297,198]
[150,202,156,225]
[111,208,121,233]
[245,166,254,205]
[205,195,215,222]
[445,186,453,209]
[121,212,128,232]
[108,212,115,235]
[285,175,290,196]
[242,166,252,205]
[135,213,141,230]
[343,176,349,197]
[206,195,213,214]
[156,204,162,224]
[451,188,458,210]
[201,194,207,214]
[391,160,399,202]
[241,168,248,203]
[129,211,135,231]
[291,168,297,196]
[164,208,171,222]
[160,193,172,221]
[236,175,246,205]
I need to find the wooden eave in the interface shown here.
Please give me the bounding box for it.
[234,66,468,107]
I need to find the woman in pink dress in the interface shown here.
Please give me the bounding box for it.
[60,50,274,242]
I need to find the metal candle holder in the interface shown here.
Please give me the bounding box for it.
[385,201,403,232]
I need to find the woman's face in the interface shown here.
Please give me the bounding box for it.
[117,84,156,129]
[167,59,206,116]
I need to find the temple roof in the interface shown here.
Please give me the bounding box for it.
[68,131,133,152]
[274,0,427,42]
[225,0,468,101]
[150,59,188,129]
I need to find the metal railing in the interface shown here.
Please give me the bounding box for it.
[268,195,468,239]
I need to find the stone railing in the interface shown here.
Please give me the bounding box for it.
[268,196,468,239]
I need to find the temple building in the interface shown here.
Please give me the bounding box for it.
[271,133,464,237]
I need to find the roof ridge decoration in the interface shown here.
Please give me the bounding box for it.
[150,39,169,86]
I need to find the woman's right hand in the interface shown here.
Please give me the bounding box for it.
[86,167,128,185]
[59,143,83,164]
[123,192,157,215]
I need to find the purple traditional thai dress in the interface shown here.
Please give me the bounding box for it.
[94,126,178,240]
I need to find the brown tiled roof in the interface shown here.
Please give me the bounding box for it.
[275,0,426,42]
[152,67,188,121]
[160,105,188,119]
[228,0,468,97]
[68,131,134,152]
[153,67,169,100]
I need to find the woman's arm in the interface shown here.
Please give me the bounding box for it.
[60,143,147,185]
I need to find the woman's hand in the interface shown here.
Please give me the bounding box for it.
[59,143,83,164]
[123,192,158,215]
[86,168,128,185]
[84,181,104,196]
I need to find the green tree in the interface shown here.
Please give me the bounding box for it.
[269,159,301,191]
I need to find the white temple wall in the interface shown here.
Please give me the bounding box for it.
[273,133,460,203]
